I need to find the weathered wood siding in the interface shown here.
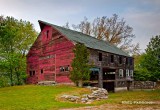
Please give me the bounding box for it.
[27,25,74,83]
[89,49,134,69]
[88,48,134,86]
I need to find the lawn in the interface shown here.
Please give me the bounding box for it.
[0,85,160,110]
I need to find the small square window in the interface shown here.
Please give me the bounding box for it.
[29,71,32,76]
[32,71,35,75]
[65,65,69,71]
[47,30,49,38]
[130,58,133,65]
[119,56,122,64]
[99,53,102,61]
[111,55,114,63]
[126,58,128,65]
[41,69,43,74]
[60,66,65,72]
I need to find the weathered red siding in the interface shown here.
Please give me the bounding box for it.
[27,25,74,84]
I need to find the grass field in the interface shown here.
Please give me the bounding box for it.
[0,85,160,110]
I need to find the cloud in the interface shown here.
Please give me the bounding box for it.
[122,7,160,51]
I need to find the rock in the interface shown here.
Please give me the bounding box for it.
[60,87,108,104]
[61,94,70,99]
[90,87,98,91]
[87,95,96,99]
[81,98,88,103]
[37,81,56,86]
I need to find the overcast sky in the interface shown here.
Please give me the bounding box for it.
[0,0,160,52]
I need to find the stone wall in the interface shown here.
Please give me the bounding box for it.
[133,81,156,89]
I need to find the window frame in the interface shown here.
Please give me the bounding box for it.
[126,69,129,77]
[119,69,123,77]
[130,70,133,77]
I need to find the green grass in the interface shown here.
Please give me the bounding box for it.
[94,89,160,105]
[0,85,160,110]
[0,85,89,110]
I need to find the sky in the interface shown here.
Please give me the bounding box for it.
[0,0,160,52]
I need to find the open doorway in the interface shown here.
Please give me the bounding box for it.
[103,68,116,80]
[103,68,116,92]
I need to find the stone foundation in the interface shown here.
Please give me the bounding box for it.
[114,87,127,92]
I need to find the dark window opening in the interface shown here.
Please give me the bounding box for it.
[99,53,102,61]
[47,30,49,38]
[60,66,70,72]
[130,58,133,65]
[60,66,65,72]
[90,71,99,80]
[41,69,43,74]
[65,65,69,71]
[126,58,128,65]
[119,56,122,64]
[111,55,114,63]
[29,71,32,76]
[32,71,35,75]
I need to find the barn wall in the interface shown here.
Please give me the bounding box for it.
[27,25,74,83]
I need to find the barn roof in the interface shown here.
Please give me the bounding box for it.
[38,20,130,57]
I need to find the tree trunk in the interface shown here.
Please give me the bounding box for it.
[10,68,14,86]
[78,80,83,87]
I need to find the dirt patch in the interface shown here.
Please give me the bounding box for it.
[60,103,160,110]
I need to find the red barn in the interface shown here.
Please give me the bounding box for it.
[27,20,134,92]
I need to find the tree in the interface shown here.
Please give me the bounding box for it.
[144,35,160,81]
[70,43,90,87]
[134,35,160,81]
[0,16,37,86]
[133,54,151,81]
[65,14,140,54]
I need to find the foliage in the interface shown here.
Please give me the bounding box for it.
[134,35,160,81]
[64,14,140,54]
[0,16,37,86]
[70,43,90,87]
[143,35,160,81]
[0,73,10,87]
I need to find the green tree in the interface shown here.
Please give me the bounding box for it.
[134,54,151,81]
[0,16,37,86]
[134,35,160,81]
[144,35,160,81]
[70,43,90,87]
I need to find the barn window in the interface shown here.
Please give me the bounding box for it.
[60,66,65,72]
[29,71,32,76]
[32,71,35,75]
[99,53,102,61]
[119,56,122,64]
[47,30,49,38]
[126,69,129,77]
[41,69,43,74]
[126,58,128,65]
[119,69,123,77]
[111,55,114,63]
[130,70,133,77]
[65,65,69,71]
[130,58,133,65]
